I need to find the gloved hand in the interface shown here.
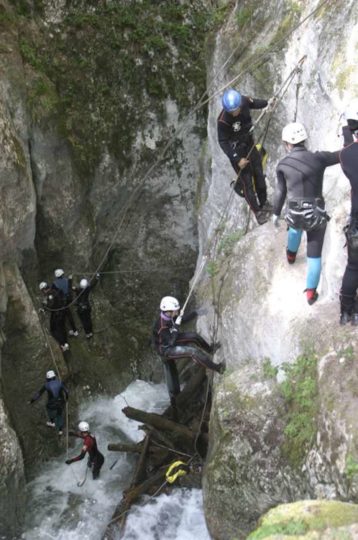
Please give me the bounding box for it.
[96,273,100,279]
[266,97,277,111]
[38,308,45,314]
[272,214,280,228]
[175,315,182,326]
[196,307,208,316]
[65,459,72,465]
[238,157,249,170]
[68,274,73,280]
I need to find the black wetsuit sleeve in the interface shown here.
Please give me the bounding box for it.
[342,125,354,147]
[248,97,268,109]
[30,385,46,403]
[71,450,86,462]
[61,383,69,401]
[180,311,197,324]
[217,120,237,161]
[316,150,340,167]
[273,168,287,216]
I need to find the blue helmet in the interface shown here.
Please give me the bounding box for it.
[222,89,242,112]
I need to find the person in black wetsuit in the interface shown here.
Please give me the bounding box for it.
[72,274,100,338]
[152,296,224,407]
[272,122,340,305]
[39,282,70,352]
[29,370,68,435]
[65,421,105,479]
[339,100,358,325]
[53,269,78,337]
[217,88,273,225]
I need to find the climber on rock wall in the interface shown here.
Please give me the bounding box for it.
[29,370,68,435]
[39,282,70,352]
[53,269,78,337]
[72,274,100,339]
[217,88,273,225]
[272,121,340,305]
[66,421,105,480]
[339,100,358,325]
[152,296,224,409]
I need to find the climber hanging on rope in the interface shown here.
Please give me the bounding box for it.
[152,296,224,410]
[52,269,78,337]
[39,282,70,352]
[339,99,358,325]
[66,421,105,480]
[217,88,274,225]
[29,370,68,436]
[272,122,340,305]
[72,273,100,339]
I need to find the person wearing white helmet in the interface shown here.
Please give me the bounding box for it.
[29,370,68,435]
[217,88,273,225]
[339,100,358,325]
[53,269,78,337]
[152,296,224,409]
[272,121,340,305]
[66,420,105,479]
[72,274,100,338]
[39,281,70,352]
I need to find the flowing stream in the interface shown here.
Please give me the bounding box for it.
[22,380,211,540]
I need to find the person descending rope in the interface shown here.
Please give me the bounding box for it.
[72,274,100,339]
[29,370,68,435]
[152,296,225,408]
[39,282,70,352]
[53,269,78,337]
[272,122,340,305]
[217,88,273,225]
[66,421,105,479]
[339,100,358,325]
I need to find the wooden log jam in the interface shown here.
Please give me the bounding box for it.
[107,442,143,453]
[122,406,196,445]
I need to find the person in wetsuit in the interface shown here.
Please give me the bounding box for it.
[39,281,70,352]
[72,274,100,338]
[53,269,78,337]
[217,88,272,225]
[339,100,358,325]
[65,421,105,479]
[272,122,340,305]
[152,296,224,406]
[29,370,68,435]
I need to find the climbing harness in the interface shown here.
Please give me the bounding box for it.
[285,198,329,231]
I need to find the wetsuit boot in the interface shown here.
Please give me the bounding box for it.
[286,249,297,264]
[305,288,319,305]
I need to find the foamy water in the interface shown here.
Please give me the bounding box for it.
[23,380,210,540]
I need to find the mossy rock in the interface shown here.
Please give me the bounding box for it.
[248,500,358,539]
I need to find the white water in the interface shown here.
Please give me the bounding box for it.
[23,380,210,540]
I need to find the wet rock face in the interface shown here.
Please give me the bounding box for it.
[0,0,211,535]
[0,400,25,538]
[199,0,358,537]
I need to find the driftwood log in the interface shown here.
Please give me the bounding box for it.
[103,366,212,539]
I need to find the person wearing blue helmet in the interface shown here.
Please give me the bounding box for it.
[218,88,272,225]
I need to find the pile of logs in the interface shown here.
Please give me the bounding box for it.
[102,366,212,539]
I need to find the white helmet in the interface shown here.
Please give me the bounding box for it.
[345,99,358,122]
[78,421,89,432]
[46,370,56,379]
[80,278,89,289]
[54,269,65,278]
[160,296,180,311]
[282,122,307,144]
[39,281,48,291]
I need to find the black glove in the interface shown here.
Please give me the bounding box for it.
[65,459,72,465]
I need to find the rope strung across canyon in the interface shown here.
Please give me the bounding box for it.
[41,0,329,315]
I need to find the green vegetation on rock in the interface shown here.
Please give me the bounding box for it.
[280,352,318,467]
[248,500,358,539]
[16,0,214,174]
